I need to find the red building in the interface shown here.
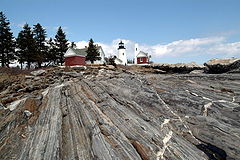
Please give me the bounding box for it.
[136,51,150,64]
[64,48,87,66]
[65,56,86,66]
[64,46,106,66]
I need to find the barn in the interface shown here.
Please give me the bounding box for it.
[64,46,106,66]
[64,48,87,66]
[136,51,149,64]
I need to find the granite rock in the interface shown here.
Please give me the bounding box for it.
[0,67,239,160]
[149,62,204,73]
[204,58,240,73]
[30,69,46,76]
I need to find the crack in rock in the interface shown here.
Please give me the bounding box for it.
[157,130,173,160]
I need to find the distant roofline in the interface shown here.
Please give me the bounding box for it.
[136,51,148,58]
[65,46,104,58]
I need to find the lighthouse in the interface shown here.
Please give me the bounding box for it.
[134,43,139,64]
[118,41,127,65]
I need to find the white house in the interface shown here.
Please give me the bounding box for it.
[134,43,150,64]
[114,57,123,65]
[85,45,106,64]
[64,45,106,66]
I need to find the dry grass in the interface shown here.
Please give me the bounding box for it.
[0,67,34,75]
[0,74,13,92]
[0,67,30,93]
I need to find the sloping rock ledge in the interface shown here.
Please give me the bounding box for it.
[0,66,239,160]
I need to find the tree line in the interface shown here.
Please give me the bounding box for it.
[0,11,70,69]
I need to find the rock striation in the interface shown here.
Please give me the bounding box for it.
[0,66,240,160]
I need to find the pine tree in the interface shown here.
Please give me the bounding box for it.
[54,26,68,65]
[108,56,116,67]
[71,42,76,48]
[33,23,47,68]
[16,24,36,69]
[86,38,101,64]
[46,38,58,65]
[0,12,15,67]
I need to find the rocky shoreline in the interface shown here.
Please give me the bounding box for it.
[146,58,240,74]
[0,64,240,160]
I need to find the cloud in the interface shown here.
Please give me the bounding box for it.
[75,37,240,63]
[146,37,225,57]
[17,22,27,28]
[76,38,136,58]
[75,41,89,48]
[207,42,240,57]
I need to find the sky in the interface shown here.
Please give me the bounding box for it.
[1,0,240,64]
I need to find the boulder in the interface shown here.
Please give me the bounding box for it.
[150,62,204,73]
[70,65,87,70]
[107,65,116,70]
[204,58,240,73]
[23,110,32,118]
[33,77,42,81]
[190,70,204,74]
[30,69,46,76]
[153,69,166,74]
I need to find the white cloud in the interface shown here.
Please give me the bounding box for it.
[207,42,240,57]
[75,37,240,63]
[75,41,88,48]
[76,38,136,59]
[17,22,27,28]
[145,37,225,57]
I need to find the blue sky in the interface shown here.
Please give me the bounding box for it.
[1,0,240,64]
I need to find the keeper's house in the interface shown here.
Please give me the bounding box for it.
[136,51,150,64]
[64,46,105,66]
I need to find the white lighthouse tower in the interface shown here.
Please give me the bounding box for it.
[118,41,127,65]
[134,43,139,64]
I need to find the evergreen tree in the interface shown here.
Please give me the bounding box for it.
[54,26,68,65]
[86,38,101,64]
[33,23,47,68]
[0,12,15,67]
[108,56,116,67]
[16,24,36,69]
[47,38,58,65]
[71,41,76,48]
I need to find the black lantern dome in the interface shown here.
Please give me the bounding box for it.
[118,41,125,50]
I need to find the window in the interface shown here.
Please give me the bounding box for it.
[123,53,124,55]
[140,57,143,62]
